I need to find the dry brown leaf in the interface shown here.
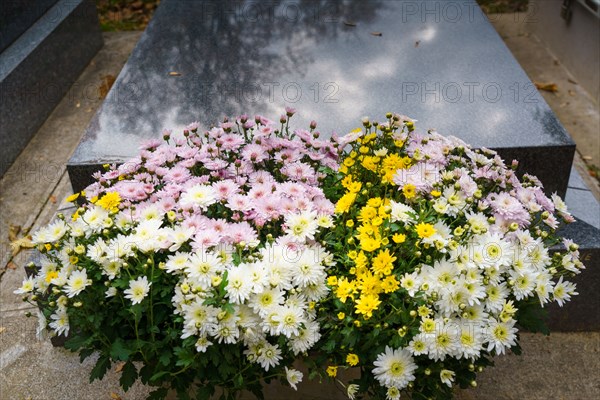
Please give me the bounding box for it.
[568,90,575,97]
[568,78,578,85]
[415,40,421,48]
[110,393,122,400]
[8,224,21,242]
[10,236,34,256]
[343,21,357,27]
[98,75,116,99]
[534,82,558,93]
[169,71,182,76]
[49,195,57,204]
[115,361,126,373]
[370,32,382,37]
[7,261,17,270]
[76,102,81,108]
[583,155,593,160]
[0,327,6,334]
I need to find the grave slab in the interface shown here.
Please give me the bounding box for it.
[0,0,103,177]
[68,0,575,197]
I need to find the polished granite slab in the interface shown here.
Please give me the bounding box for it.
[0,0,103,176]
[68,0,575,195]
[0,0,58,52]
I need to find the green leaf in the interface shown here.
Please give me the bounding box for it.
[110,338,132,361]
[119,360,138,392]
[150,370,171,383]
[90,355,111,383]
[159,351,171,366]
[148,387,169,400]
[79,348,95,363]
[64,334,90,352]
[195,385,214,400]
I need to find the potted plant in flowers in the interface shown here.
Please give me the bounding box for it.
[16,110,342,399]
[16,111,583,400]
[312,113,583,399]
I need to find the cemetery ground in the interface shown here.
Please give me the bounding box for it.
[1,13,599,400]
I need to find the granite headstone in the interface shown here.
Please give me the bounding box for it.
[68,0,575,198]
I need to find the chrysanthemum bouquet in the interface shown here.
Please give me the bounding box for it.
[314,114,583,399]
[16,111,583,400]
[16,111,341,399]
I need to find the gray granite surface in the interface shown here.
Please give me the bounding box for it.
[68,0,574,196]
[0,0,103,177]
[0,0,58,52]
[549,219,600,331]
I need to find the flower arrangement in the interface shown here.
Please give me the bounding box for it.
[314,114,583,399]
[16,112,583,400]
[16,111,340,399]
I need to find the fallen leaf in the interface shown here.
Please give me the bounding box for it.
[568,78,578,84]
[10,236,34,256]
[131,0,143,10]
[0,327,6,334]
[76,102,81,108]
[553,59,559,66]
[415,40,421,47]
[8,224,21,242]
[110,393,122,400]
[568,90,575,97]
[49,195,57,204]
[169,71,182,76]
[6,261,17,270]
[534,82,558,93]
[583,155,593,160]
[98,74,116,99]
[115,361,126,373]
[343,20,357,27]
[370,31,382,37]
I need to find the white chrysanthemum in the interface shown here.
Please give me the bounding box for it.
[195,335,212,352]
[285,210,319,242]
[106,234,135,263]
[257,342,282,371]
[180,184,217,210]
[509,269,537,300]
[552,277,578,307]
[372,346,417,389]
[273,305,305,337]
[458,323,483,359]
[386,386,401,400]
[291,250,326,288]
[14,276,35,294]
[428,320,458,361]
[389,200,416,224]
[46,220,69,242]
[81,206,109,233]
[213,322,239,344]
[440,369,455,387]
[484,283,508,314]
[285,367,303,391]
[485,318,517,355]
[186,251,224,287]
[133,218,163,252]
[477,233,514,268]
[408,333,429,356]
[105,286,117,298]
[49,307,69,336]
[100,261,121,280]
[138,205,162,220]
[248,287,284,317]
[64,269,91,298]
[167,225,195,252]
[225,266,253,304]
[290,320,321,354]
[182,301,218,336]
[346,383,359,399]
[124,275,151,305]
[165,252,191,274]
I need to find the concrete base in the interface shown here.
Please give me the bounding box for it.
[0,0,103,177]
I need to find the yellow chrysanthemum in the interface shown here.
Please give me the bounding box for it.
[392,233,407,244]
[416,222,436,238]
[402,184,417,199]
[326,366,338,377]
[97,192,121,213]
[336,278,357,303]
[346,353,359,366]
[355,294,381,319]
[335,192,357,214]
[381,275,400,293]
[371,248,397,276]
